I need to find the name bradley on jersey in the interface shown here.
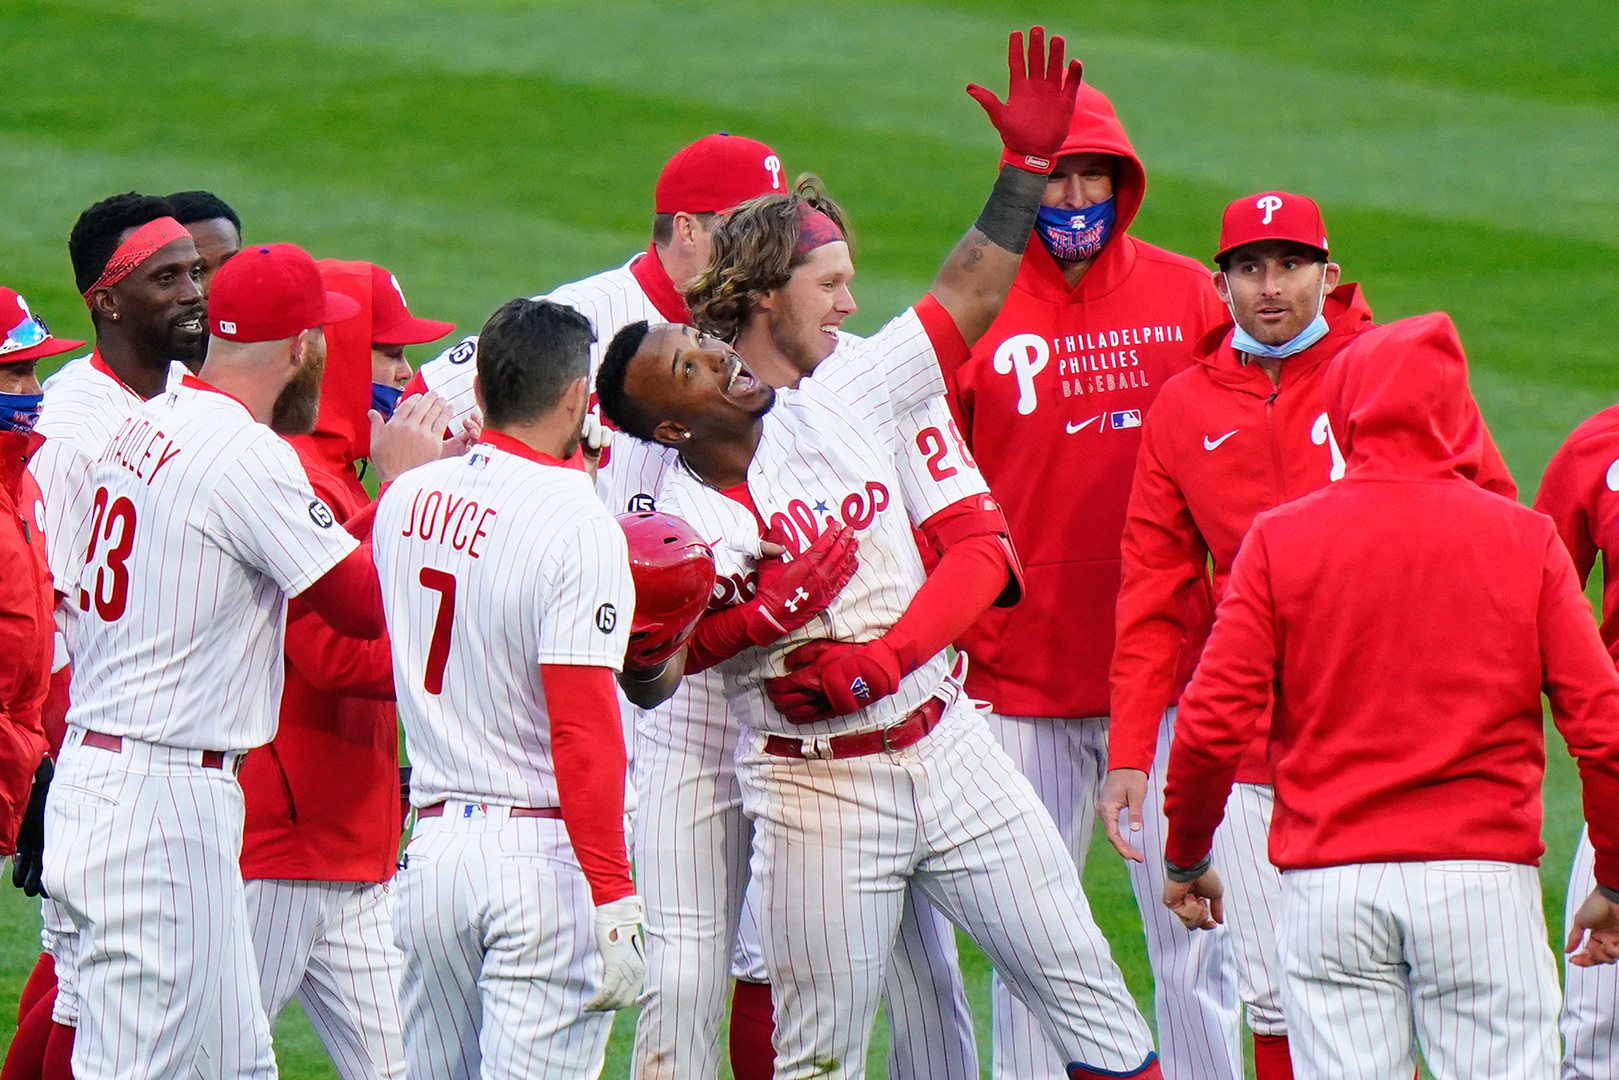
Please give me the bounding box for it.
[98,414,182,486]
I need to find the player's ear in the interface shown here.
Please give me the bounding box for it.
[1211,269,1231,305]
[1323,261,1342,291]
[652,419,689,448]
[472,373,485,417]
[564,375,589,420]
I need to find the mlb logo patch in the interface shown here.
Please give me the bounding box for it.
[1109,410,1142,429]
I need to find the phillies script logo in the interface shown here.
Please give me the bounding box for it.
[768,482,890,555]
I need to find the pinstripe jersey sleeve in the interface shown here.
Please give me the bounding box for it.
[537,512,634,669]
[892,396,990,526]
[207,432,359,597]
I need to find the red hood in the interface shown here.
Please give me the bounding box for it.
[1192,282,1374,396]
[1058,83,1145,235]
[1324,312,1489,484]
[290,260,376,469]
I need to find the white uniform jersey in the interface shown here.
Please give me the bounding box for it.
[414,253,680,516]
[659,306,957,738]
[65,364,358,751]
[31,353,140,597]
[375,437,634,809]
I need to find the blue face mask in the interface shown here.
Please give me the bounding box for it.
[1225,272,1331,360]
[0,391,44,435]
[371,383,403,420]
[1034,197,1116,264]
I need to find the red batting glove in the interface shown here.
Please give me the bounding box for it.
[766,634,922,723]
[765,640,861,723]
[746,525,859,642]
[966,26,1083,174]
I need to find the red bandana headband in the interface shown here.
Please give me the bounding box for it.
[83,216,191,305]
[793,206,846,258]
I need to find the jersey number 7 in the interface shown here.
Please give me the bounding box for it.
[79,486,137,621]
[419,567,457,694]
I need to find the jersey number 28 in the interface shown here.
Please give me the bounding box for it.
[79,486,137,621]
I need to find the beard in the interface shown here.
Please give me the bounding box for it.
[765,300,828,375]
[269,337,327,435]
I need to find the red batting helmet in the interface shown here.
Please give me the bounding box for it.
[617,511,718,669]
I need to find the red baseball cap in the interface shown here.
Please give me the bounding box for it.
[368,264,455,346]
[1216,191,1329,264]
[0,288,85,363]
[654,133,786,215]
[210,244,361,343]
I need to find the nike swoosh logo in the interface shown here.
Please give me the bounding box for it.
[1065,416,1100,434]
[1203,430,1239,451]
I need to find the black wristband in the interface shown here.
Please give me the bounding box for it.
[1600,884,1619,905]
[973,165,1047,255]
[1164,853,1212,884]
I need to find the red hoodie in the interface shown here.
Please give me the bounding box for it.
[1535,407,1619,663]
[1109,285,1517,781]
[1161,314,1619,891]
[945,84,1228,719]
[239,260,401,883]
[0,430,51,853]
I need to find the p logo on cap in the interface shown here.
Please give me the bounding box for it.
[1256,195,1284,225]
[1216,191,1330,263]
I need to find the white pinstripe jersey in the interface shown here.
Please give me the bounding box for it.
[32,354,140,598]
[415,253,678,516]
[659,306,967,738]
[65,364,359,751]
[374,437,635,808]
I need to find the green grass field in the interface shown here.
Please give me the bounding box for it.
[1,1,1616,1075]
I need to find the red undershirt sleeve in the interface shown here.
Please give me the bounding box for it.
[684,604,761,674]
[914,293,973,382]
[541,664,635,904]
[299,542,385,641]
[886,532,1009,671]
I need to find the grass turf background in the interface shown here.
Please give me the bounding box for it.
[1,1,1615,1075]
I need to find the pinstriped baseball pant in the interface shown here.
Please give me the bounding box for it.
[1211,784,1287,1038]
[42,730,275,1080]
[738,699,1155,1080]
[245,880,406,1080]
[391,806,612,1080]
[1278,861,1560,1080]
[1562,826,1618,1079]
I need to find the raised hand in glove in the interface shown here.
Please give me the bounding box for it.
[12,756,52,898]
[748,524,859,641]
[584,894,646,1011]
[765,632,921,723]
[966,26,1084,173]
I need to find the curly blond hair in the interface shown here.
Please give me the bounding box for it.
[685,174,851,341]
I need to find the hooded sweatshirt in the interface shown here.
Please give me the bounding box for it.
[945,84,1228,719]
[1110,285,1517,780]
[239,260,401,883]
[1161,313,1619,890]
[0,429,52,853]
[1535,407,1619,664]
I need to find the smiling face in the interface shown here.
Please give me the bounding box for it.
[759,241,857,373]
[102,233,207,364]
[622,324,775,447]
[1216,240,1341,347]
[1042,152,1115,212]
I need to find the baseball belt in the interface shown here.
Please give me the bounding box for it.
[79,729,244,775]
[763,695,946,760]
[416,802,563,819]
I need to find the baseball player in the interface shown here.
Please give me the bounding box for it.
[594,29,1164,1080]
[677,180,1017,1080]
[236,260,457,1080]
[0,288,82,1080]
[406,131,794,1080]
[25,192,210,1076]
[1160,312,1619,1080]
[167,189,243,298]
[1105,192,1515,1078]
[1531,408,1619,1077]
[937,84,1230,1080]
[41,242,392,1080]
[377,298,645,1080]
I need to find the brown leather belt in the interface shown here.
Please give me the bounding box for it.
[417,802,563,819]
[763,697,945,760]
[81,730,239,773]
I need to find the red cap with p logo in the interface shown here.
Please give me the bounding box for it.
[210,244,361,343]
[1216,191,1329,263]
[654,133,786,215]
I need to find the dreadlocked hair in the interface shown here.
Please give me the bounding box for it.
[684,174,851,341]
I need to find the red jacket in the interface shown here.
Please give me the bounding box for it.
[0,431,51,854]
[945,84,1227,718]
[239,261,401,883]
[1110,285,1516,781]
[1162,313,1619,891]
[1535,407,1619,662]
